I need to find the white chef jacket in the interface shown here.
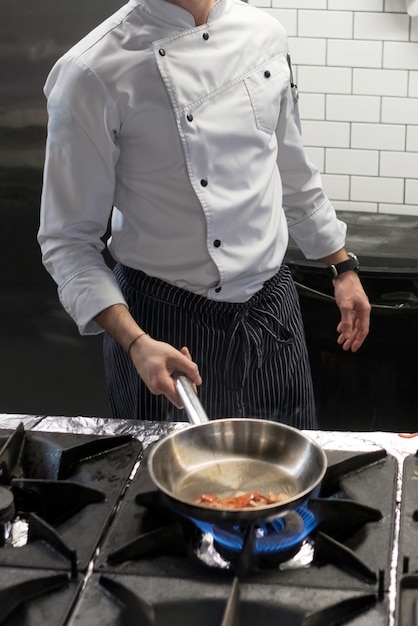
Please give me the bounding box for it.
[38,0,346,335]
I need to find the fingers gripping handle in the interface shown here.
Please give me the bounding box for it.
[172,373,210,424]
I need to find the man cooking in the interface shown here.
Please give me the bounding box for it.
[38,0,371,427]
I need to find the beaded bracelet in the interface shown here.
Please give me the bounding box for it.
[127,332,149,358]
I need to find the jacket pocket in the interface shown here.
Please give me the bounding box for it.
[244,56,289,134]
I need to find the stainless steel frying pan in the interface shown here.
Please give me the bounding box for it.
[148,374,327,525]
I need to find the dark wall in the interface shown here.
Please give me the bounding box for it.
[0,1,124,417]
[286,211,418,433]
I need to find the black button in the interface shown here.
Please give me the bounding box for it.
[203,32,209,40]
[159,49,166,56]
[200,179,208,187]
[213,239,221,248]
[215,286,222,293]
[187,113,193,122]
[264,70,271,78]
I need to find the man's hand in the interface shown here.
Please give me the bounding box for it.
[332,271,371,352]
[129,336,202,408]
[95,303,202,408]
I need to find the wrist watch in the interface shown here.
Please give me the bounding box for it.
[327,252,360,279]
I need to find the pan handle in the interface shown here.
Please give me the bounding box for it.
[172,372,210,424]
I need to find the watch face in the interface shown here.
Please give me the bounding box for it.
[348,252,359,265]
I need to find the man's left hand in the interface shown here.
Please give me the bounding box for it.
[332,272,371,352]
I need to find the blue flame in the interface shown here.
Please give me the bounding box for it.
[190,505,318,554]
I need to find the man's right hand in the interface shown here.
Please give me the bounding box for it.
[129,335,202,408]
[95,303,202,409]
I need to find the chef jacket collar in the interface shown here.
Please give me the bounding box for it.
[128,0,229,28]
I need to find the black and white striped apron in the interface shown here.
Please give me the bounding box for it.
[103,263,317,429]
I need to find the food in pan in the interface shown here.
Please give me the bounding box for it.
[194,491,290,509]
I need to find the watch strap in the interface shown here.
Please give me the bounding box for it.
[327,253,360,279]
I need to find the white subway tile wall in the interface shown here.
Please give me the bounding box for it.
[408,125,418,149]
[412,18,418,40]
[410,72,418,96]
[251,1,418,215]
[406,178,418,203]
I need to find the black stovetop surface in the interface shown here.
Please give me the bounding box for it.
[0,424,416,626]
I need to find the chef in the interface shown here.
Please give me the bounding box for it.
[38,0,371,427]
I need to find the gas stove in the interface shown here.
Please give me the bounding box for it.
[0,420,416,626]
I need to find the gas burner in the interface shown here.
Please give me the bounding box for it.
[97,446,396,597]
[189,505,318,569]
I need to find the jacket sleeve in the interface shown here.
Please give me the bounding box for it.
[275,62,347,260]
[38,56,127,334]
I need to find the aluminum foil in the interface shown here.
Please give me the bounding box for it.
[18,414,418,458]
[29,415,188,447]
[0,414,45,431]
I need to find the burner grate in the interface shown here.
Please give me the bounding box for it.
[95,445,398,619]
[0,425,142,573]
[69,573,385,626]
